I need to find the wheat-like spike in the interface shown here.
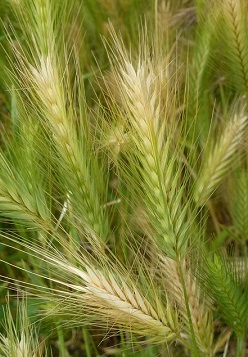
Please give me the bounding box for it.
[0,89,51,228]
[0,150,51,229]
[9,0,110,243]
[221,0,248,93]
[194,108,248,206]
[28,55,109,242]
[106,32,190,259]
[60,265,177,339]
[160,256,214,355]
[81,268,177,341]
[231,170,248,239]
[0,235,180,344]
[0,296,47,357]
[121,60,188,259]
[187,26,212,146]
[189,29,211,110]
[61,271,178,343]
[199,253,248,337]
[28,55,73,154]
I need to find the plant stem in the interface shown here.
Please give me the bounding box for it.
[56,324,67,357]
[177,258,200,357]
[207,201,220,235]
[82,328,92,357]
[236,335,245,357]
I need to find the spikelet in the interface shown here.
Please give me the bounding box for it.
[198,253,248,338]
[105,30,191,259]
[194,107,248,206]
[220,0,248,93]
[0,235,180,345]
[0,297,47,357]
[160,257,214,355]
[231,169,248,239]
[0,116,52,234]
[8,0,110,243]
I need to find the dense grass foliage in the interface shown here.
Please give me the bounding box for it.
[0,0,248,356]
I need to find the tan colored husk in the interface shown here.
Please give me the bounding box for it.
[160,256,214,355]
[194,108,248,205]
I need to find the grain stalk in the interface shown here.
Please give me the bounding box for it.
[104,30,200,354]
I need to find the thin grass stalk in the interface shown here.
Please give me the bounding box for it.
[236,335,246,357]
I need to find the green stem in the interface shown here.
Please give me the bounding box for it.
[236,335,245,357]
[177,258,200,357]
[56,324,67,357]
[82,328,92,357]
